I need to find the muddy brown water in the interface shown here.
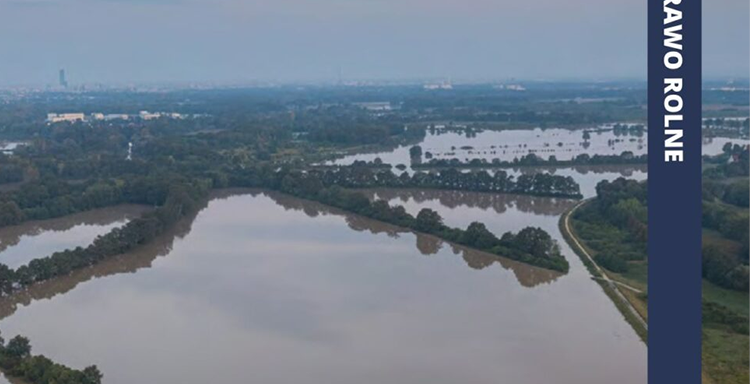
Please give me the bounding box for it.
[0,189,645,384]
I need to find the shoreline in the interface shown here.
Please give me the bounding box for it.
[558,199,648,343]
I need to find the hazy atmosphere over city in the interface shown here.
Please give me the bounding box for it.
[0,0,665,85]
[2,0,746,86]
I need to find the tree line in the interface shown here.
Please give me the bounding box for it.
[0,177,209,296]
[307,166,582,198]
[412,152,646,169]
[268,172,569,272]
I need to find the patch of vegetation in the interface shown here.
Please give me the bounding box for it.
[0,334,102,384]
[570,178,647,281]
[702,328,750,384]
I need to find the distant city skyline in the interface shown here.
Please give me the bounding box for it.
[0,0,746,86]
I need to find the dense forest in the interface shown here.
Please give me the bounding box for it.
[702,145,750,291]
[700,145,749,384]
[570,178,647,274]
[571,144,749,288]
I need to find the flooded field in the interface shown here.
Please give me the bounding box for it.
[328,127,746,199]
[0,190,645,384]
[702,136,750,155]
[333,128,647,167]
[331,128,746,169]
[508,165,647,198]
[0,205,150,269]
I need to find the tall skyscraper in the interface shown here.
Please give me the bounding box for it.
[59,69,68,88]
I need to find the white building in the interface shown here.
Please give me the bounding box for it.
[353,102,392,111]
[139,111,161,120]
[47,111,193,124]
[104,114,129,121]
[46,113,85,123]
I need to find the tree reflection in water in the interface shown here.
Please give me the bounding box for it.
[265,190,563,288]
[0,199,206,321]
[0,188,563,322]
[0,205,150,254]
[357,188,576,217]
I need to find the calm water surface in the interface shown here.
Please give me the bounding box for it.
[0,190,645,384]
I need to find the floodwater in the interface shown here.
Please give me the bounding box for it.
[333,128,647,167]
[330,128,740,189]
[702,136,750,155]
[0,190,645,384]
[0,142,26,155]
[325,127,646,198]
[506,164,647,198]
[0,205,150,269]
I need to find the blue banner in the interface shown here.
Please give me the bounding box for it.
[648,0,702,383]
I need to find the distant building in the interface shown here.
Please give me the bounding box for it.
[59,69,68,88]
[424,81,453,90]
[353,102,392,111]
[46,111,193,124]
[139,111,161,120]
[0,142,25,155]
[104,114,129,121]
[46,113,85,123]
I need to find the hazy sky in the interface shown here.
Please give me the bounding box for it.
[0,0,745,86]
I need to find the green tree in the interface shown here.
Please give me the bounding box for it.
[409,145,423,159]
[82,365,104,384]
[415,208,443,233]
[462,222,499,249]
[6,335,31,359]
